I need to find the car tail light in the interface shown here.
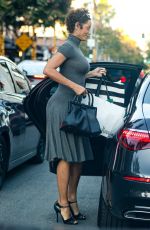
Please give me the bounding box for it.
[118,129,150,151]
[124,176,150,183]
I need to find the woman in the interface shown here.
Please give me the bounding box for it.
[43,8,106,225]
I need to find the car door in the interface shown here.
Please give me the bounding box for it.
[7,61,40,157]
[81,62,143,176]
[0,60,29,161]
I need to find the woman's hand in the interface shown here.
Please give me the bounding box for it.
[73,85,87,96]
[91,67,106,77]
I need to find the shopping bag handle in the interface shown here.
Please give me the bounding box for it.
[102,78,111,101]
[73,91,94,106]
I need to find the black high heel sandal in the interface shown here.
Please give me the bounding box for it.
[54,201,78,225]
[69,200,86,220]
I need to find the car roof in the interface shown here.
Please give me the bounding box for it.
[18,60,47,75]
[18,60,47,65]
[18,60,47,68]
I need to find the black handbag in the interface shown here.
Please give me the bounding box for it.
[60,92,101,137]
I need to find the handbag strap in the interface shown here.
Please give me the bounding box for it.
[73,91,94,106]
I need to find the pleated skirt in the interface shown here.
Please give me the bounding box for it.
[45,87,94,163]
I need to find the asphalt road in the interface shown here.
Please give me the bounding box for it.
[0,161,102,230]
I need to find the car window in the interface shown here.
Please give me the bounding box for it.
[143,82,150,104]
[125,77,143,116]
[88,67,141,108]
[0,62,15,93]
[106,69,131,82]
[8,63,30,94]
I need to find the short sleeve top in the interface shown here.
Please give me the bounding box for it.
[57,34,90,87]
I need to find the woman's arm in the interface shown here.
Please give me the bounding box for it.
[86,67,106,79]
[43,52,86,95]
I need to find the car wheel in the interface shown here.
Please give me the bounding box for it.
[97,189,130,228]
[31,138,45,164]
[0,136,8,189]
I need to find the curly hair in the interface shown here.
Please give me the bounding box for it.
[66,8,91,33]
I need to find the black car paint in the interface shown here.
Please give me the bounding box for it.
[100,73,150,223]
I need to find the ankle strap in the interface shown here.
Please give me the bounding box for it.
[69,200,77,204]
[56,201,69,208]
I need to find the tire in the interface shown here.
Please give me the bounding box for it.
[0,136,8,189]
[31,137,45,164]
[97,189,130,229]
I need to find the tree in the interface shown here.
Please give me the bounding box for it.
[80,0,115,60]
[0,0,10,55]
[0,0,71,58]
[146,41,150,63]
[26,0,72,27]
[87,0,144,64]
[96,27,144,64]
[119,33,144,64]
[0,0,8,29]
[1,0,71,32]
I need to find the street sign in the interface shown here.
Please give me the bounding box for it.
[16,34,33,52]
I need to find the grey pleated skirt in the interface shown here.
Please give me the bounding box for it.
[45,86,94,163]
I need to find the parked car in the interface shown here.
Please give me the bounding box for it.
[97,70,150,228]
[0,56,45,189]
[24,62,150,228]
[18,60,47,87]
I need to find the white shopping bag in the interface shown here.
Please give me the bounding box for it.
[82,94,125,138]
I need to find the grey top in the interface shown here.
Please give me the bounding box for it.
[57,34,90,96]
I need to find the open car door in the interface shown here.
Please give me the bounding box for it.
[23,62,143,176]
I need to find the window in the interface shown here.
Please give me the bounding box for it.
[9,63,30,94]
[126,77,143,116]
[144,82,150,104]
[0,62,15,93]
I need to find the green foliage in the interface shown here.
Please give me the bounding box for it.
[96,27,144,64]
[0,0,9,23]
[80,41,90,58]
[0,0,71,28]
[88,0,145,64]
[146,42,150,61]
[94,1,115,28]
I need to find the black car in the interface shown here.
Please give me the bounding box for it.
[24,62,150,228]
[97,70,150,228]
[0,56,45,189]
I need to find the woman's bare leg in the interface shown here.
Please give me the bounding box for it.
[56,160,71,219]
[68,163,82,214]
